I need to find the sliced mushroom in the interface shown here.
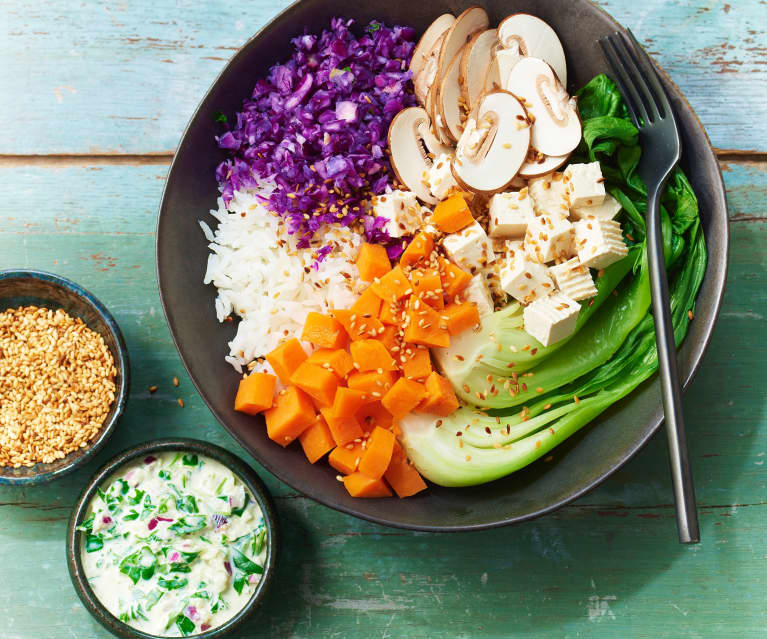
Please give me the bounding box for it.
[482,56,501,95]
[409,14,455,78]
[459,29,497,107]
[507,57,581,157]
[388,107,451,205]
[437,6,489,80]
[495,46,523,89]
[438,46,467,142]
[497,13,568,86]
[413,33,446,106]
[451,91,531,194]
[518,149,570,178]
[510,175,527,188]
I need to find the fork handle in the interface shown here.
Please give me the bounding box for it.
[646,184,700,544]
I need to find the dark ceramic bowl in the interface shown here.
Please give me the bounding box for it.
[157,0,728,530]
[0,269,130,485]
[67,438,279,639]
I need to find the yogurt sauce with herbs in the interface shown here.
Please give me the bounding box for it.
[79,451,267,636]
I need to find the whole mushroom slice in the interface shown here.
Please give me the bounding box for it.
[497,13,568,86]
[507,57,581,157]
[451,91,531,194]
[460,29,497,107]
[438,46,467,142]
[437,6,489,80]
[518,149,570,178]
[413,33,446,107]
[388,107,452,205]
[410,13,455,78]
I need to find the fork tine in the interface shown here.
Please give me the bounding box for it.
[599,35,648,127]
[625,28,673,120]
[609,32,661,123]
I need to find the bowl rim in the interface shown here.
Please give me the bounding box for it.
[66,437,279,639]
[0,268,131,486]
[156,0,729,532]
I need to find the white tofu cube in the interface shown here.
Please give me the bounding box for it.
[499,251,554,304]
[523,292,580,346]
[427,153,459,201]
[524,214,575,263]
[549,257,598,301]
[463,274,495,319]
[564,162,606,208]
[488,191,536,238]
[570,193,622,221]
[373,190,423,238]
[574,219,629,269]
[527,173,570,217]
[442,221,495,273]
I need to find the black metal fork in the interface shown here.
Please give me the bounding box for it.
[599,29,700,544]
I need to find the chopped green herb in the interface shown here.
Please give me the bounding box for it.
[182,454,199,467]
[215,478,227,495]
[175,614,196,636]
[213,110,228,125]
[158,576,188,590]
[145,589,164,611]
[127,489,145,505]
[231,493,250,517]
[119,546,157,585]
[123,510,139,521]
[158,470,171,480]
[176,494,198,514]
[169,516,207,535]
[231,547,263,595]
[85,533,103,553]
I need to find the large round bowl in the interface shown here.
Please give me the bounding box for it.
[157,0,728,531]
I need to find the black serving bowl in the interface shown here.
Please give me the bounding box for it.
[66,438,279,639]
[157,0,728,530]
[0,269,130,485]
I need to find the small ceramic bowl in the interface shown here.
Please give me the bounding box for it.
[0,269,130,485]
[66,438,279,639]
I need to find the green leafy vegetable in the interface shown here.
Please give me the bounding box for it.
[182,453,199,466]
[230,547,263,595]
[175,614,196,636]
[230,493,250,517]
[403,74,707,487]
[169,516,207,535]
[85,534,103,553]
[213,110,228,125]
[158,576,188,590]
[119,546,157,584]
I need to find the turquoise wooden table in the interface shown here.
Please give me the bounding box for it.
[1,1,765,637]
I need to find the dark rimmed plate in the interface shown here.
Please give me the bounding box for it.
[157,0,728,531]
[0,269,130,485]
[66,438,279,639]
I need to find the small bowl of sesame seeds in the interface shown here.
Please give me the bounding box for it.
[0,269,130,485]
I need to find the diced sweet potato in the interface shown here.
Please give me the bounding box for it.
[381,377,426,420]
[379,298,405,326]
[234,372,276,415]
[289,361,339,407]
[384,441,427,498]
[319,406,364,446]
[343,472,392,498]
[356,243,391,282]
[438,257,472,298]
[264,386,316,447]
[410,268,444,310]
[301,312,348,349]
[358,426,396,479]
[351,287,382,319]
[331,308,385,341]
[375,325,400,354]
[400,346,432,380]
[332,387,369,417]
[265,338,308,385]
[399,232,434,267]
[329,442,364,474]
[306,348,354,379]
[432,194,474,233]
[347,369,398,398]
[443,302,480,335]
[350,339,397,372]
[298,417,335,463]
[370,265,411,302]
[355,401,394,431]
[403,298,450,348]
[420,371,460,416]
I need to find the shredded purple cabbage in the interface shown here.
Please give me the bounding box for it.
[215,18,417,251]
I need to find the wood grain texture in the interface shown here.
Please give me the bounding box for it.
[0,161,765,638]
[0,0,765,155]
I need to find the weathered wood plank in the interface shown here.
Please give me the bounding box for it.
[0,0,765,155]
[0,161,765,637]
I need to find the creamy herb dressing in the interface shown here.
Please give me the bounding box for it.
[79,451,267,636]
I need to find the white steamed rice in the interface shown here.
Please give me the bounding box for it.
[200,187,366,372]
